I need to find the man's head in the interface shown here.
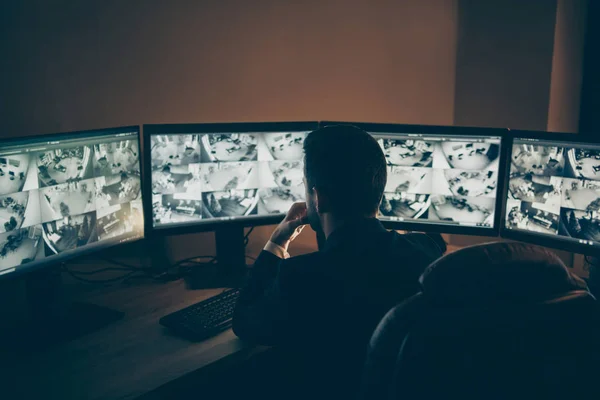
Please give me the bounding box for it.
[303,124,387,232]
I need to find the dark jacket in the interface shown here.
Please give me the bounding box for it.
[232,218,445,398]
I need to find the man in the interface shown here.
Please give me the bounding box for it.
[232,124,445,398]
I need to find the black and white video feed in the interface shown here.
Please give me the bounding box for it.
[379,193,429,219]
[429,195,494,226]
[561,178,600,211]
[0,154,33,196]
[203,190,258,218]
[511,144,565,177]
[0,191,41,234]
[153,194,204,225]
[94,173,141,209]
[437,141,499,170]
[93,140,140,176]
[560,208,600,243]
[200,162,259,192]
[0,225,44,272]
[378,139,434,167]
[258,188,304,214]
[434,169,498,198]
[505,199,559,235]
[385,167,432,194]
[202,134,258,162]
[262,132,306,160]
[37,146,93,187]
[152,165,194,195]
[565,148,600,181]
[42,212,97,254]
[96,202,142,241]
[508,174,562,211]
[264,161,304,189]
[151,134,202,169]
[39,179,97,223]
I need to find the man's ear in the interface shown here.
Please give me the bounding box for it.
[313,186,330,214]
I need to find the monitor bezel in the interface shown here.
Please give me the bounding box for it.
[500,129,600,256]
[142,121,320,237]
[0,125,144,281]
[321,121,509,237]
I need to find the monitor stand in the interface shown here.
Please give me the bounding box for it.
[215,225,248,284]
[0,267,123,355]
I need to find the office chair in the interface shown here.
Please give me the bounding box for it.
[360,242,600,400]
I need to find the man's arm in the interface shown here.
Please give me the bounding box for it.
[233,203,308,345]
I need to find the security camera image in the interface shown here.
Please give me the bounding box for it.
[37,146,93,187]
[263,132,306,160]
[511,144,564,177]
[379,193,430,219]
[94,173,141,208]
[152,165,194,195]
[509,174,562,210]
[561,178,600,211]
[150,134,202,169]
[258,188,304,214]
[39,179,97,223]
[0,191,41,234]
[565,148,600,181]
[267,161,304,189]
[505,199,559,235]
[96,202,141,241]
[377,139,434,167]
[385,167,432,194]
[42,212,97,254]
[153,194,204,225]
[202,133,258,162]
[200,162,259,192]
[438,169,498,197]
[0,154,31,196]
[560,208,600,242]
[438,142,499,170]
[429,195,494,226]
[93,140,139,176]
[203,190,258,218]
[0,225,44,272]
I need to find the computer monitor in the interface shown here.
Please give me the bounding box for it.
[143,122,319,270]
[0,126,144,279]
[321,122,509,236]
[501,131,600,255]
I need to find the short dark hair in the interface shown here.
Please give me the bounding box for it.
[303,124,387,216]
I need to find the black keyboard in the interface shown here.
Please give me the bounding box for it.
[159,288,241,341]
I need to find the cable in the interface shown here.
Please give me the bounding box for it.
[98,256,150,271]
[62,265,142,284]
[243,227,254,246]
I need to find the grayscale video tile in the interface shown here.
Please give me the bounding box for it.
[0,225,45,272]
[258,188,304,215]
[429,195,495,226]
[150,134,202,169]
[42,211,98,254]
[203,190,258,219]
[385,167,432,194]
[39,178,97,223]
[36,146,94,187]
[0,190,42,234]
[508,174,562,211]
[560,208,600,243]
[565,148,600,181]
[153,194,204,225]
[0,154,39,196]
[200,162,259,192]
[260,132,306,161]
[201,134,258,162]
[433,169,498,198]
[93,140,140,177]
[377,139,435,167]
[510,144,565,177]
[94,173,141,209]
[505,199,560,235]
[96,201,143,241]
[434,141,500,170]
[379,193,430,219]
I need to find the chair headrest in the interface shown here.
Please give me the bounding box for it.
[419,241,589,306]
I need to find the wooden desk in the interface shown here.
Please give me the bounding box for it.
[2,277,262,400]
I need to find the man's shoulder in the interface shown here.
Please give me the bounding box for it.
[388,231,446,256]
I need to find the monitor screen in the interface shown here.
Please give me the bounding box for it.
[370,130,503,232]
[146,123,317,231]
[0,127,144,278]
[503,134,600,253]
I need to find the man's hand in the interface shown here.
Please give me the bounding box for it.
[270,202,309,249]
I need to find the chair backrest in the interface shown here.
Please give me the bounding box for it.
[362,242,600,400]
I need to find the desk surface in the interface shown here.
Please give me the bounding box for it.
[3,277,260,400]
